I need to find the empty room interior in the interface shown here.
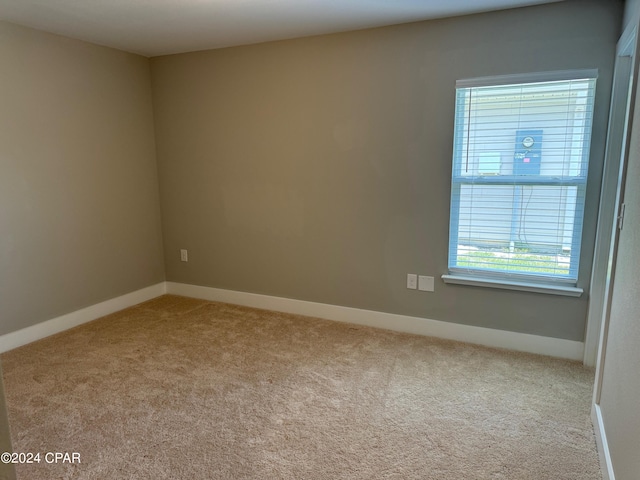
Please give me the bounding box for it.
[0,0,639,478]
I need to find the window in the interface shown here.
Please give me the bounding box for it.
[446,70,597,291]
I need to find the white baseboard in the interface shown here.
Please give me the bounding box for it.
[592,404,615,480]
[0,283,166,353]
[166,282,584,360]
[0,281,584,361]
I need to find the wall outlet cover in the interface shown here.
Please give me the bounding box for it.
[418,275,434,292]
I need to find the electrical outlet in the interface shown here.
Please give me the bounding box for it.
[180,249,188,262]
[407,274,418,289]
[418,275,434,292]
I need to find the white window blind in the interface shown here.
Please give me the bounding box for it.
[448,71,597,285]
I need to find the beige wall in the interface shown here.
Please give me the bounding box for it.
[0,22,165,335]
[151,0,621,341]
[598,90,640,480]
[597,3,640,478]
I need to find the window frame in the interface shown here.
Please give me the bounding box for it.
[445,70,598,293]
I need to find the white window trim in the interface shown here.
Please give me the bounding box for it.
[456,69,599,88]
[441,274,584,297]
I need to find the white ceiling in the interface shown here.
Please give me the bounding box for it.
[0,0,564,57]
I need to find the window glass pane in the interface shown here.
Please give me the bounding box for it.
[453,184,582,277]
[455,80,594,179]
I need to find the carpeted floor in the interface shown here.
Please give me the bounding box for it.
[1,295,601,479]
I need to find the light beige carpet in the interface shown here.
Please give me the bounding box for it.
[1,295,601,479]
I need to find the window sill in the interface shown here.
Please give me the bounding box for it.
[441,274,583,297]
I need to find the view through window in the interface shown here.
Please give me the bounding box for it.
[448,71,597,284]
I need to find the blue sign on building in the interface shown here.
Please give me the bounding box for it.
[514,129,542,175]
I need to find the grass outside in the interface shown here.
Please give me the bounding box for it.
[457,250,570,275]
